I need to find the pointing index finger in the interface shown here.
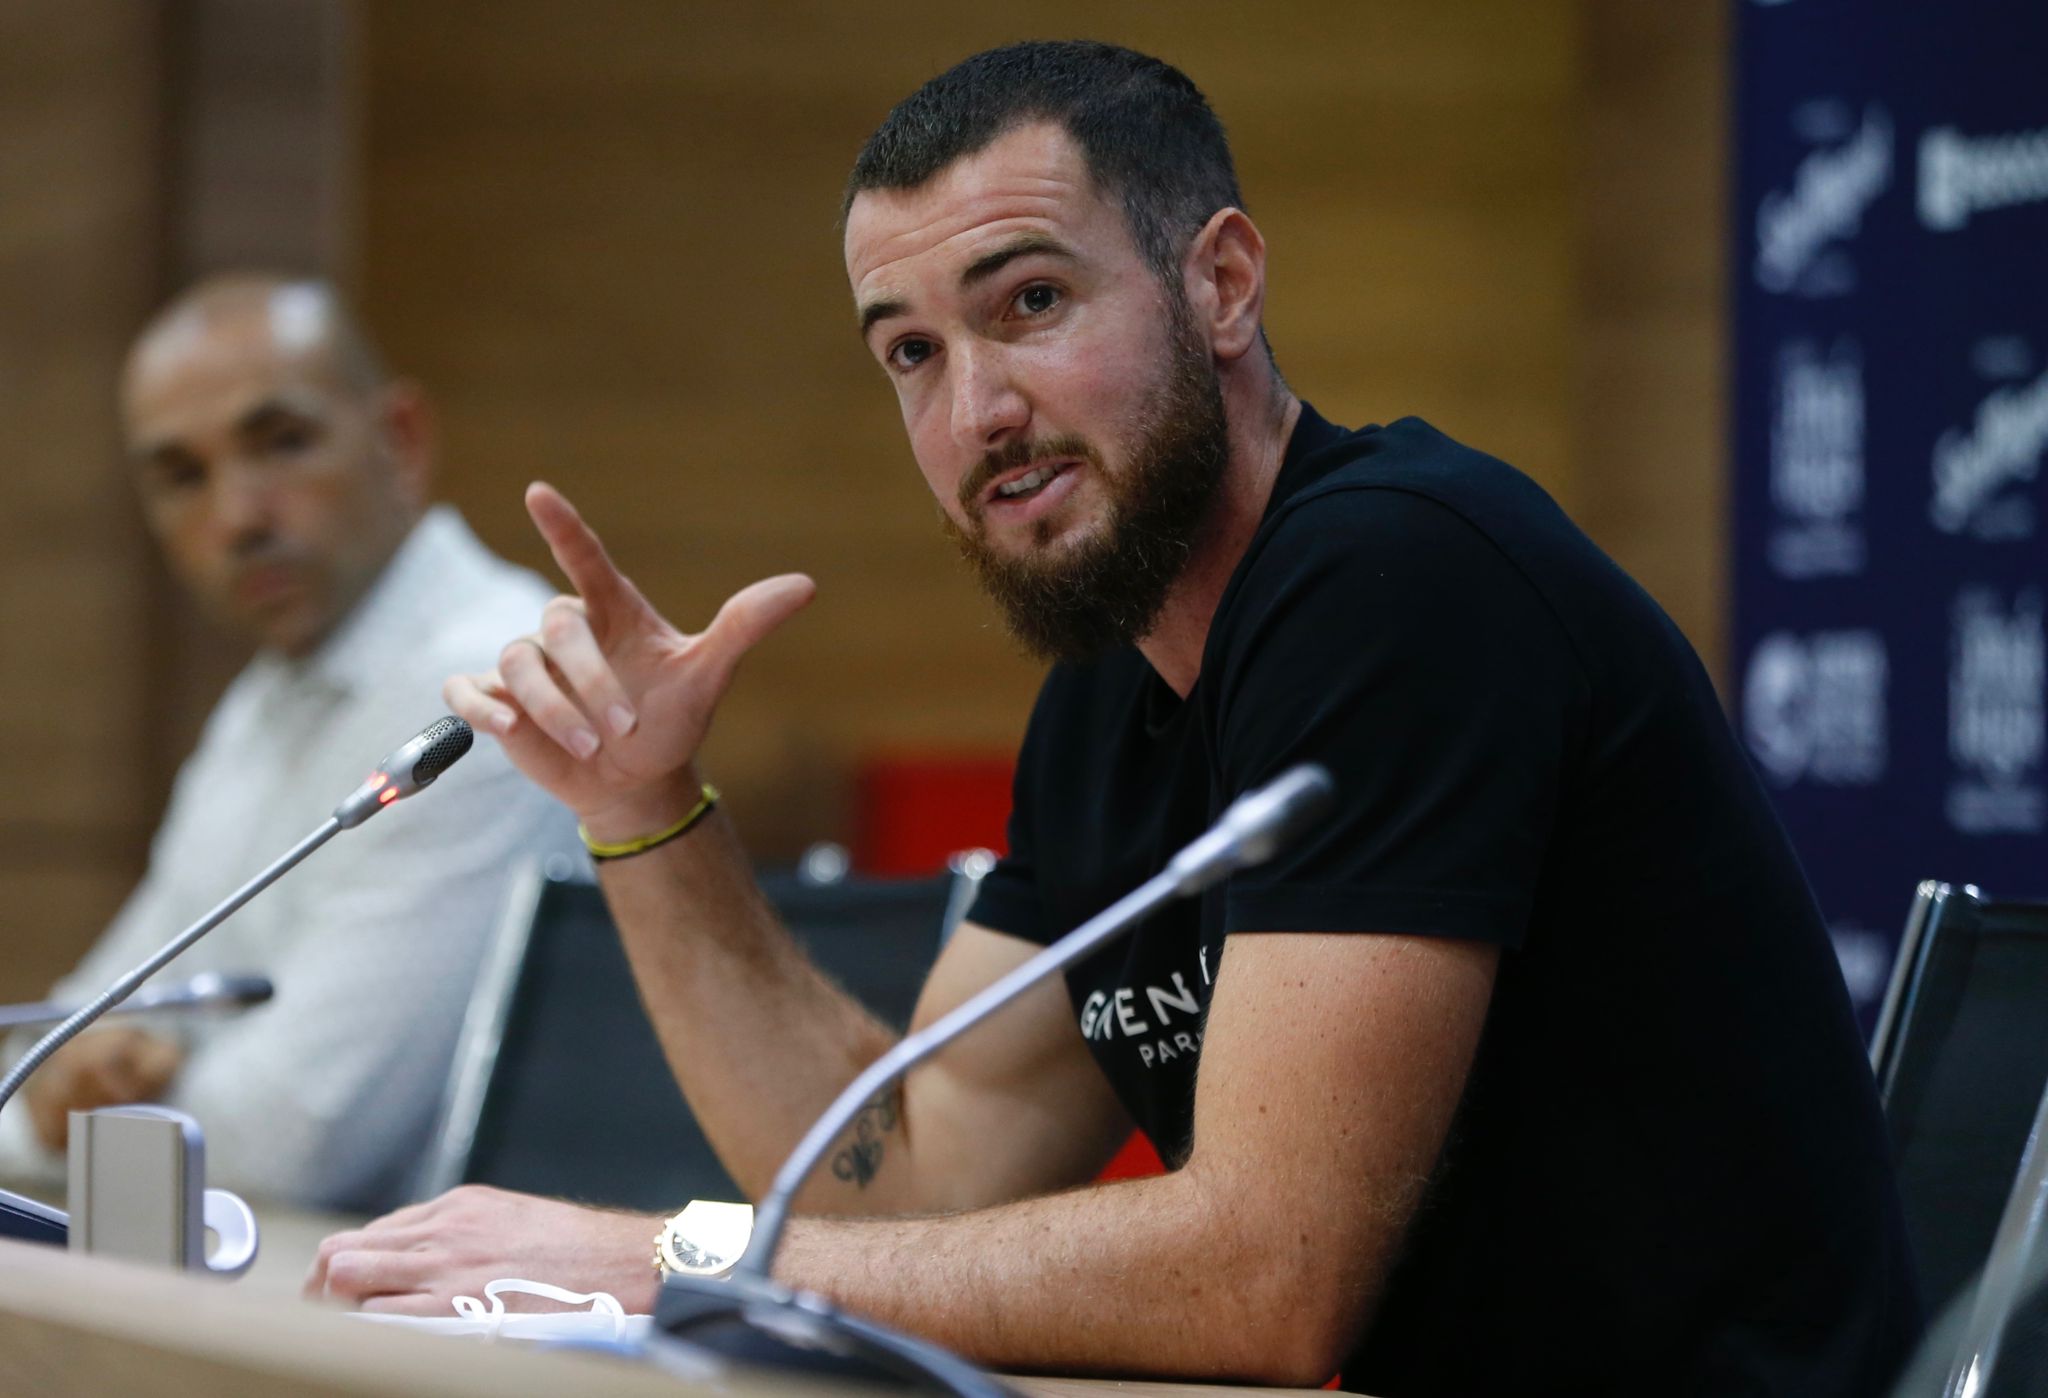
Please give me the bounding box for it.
[525,481,638,616]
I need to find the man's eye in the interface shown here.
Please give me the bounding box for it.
[259,423,317,456]
[1015,284,1061,316]
[889,338,936,371]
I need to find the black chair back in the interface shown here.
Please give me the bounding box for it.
[1889,1076,2048,1398]
[1871,882,2048,1316]
[418,860,970,1212]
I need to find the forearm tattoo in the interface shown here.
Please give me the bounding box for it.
[829,1085,901,1188]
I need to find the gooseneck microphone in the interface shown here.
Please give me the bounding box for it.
[653,764,1335,1396]
[0,717,473,1122]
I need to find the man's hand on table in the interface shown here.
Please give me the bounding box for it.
[305,1184,661,1315]
[23,1026,183,1153]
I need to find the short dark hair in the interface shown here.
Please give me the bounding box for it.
[844,41,1245,286]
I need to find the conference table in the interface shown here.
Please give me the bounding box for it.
[0,1202,1363,1397]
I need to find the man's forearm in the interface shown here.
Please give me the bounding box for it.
[774,1168,1360,1386]
[595,798,910,1209]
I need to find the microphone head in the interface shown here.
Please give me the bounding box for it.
[1229,764,1337,867]
[175,972,275,1011]
[332,716,477,828]
[1167,764,1336,892]
[405,715,475,786]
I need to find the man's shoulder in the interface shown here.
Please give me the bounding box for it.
[1227,416,1618,641]
[1225,421,1555,621]
[1270,416,1567,546]
[416,561,554,666]
[415,505,554,608]
[1195,418,1616,732]
[381,510,555,672]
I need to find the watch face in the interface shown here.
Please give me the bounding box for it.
[668,1233,730,1275]
[660,1200,755,1279]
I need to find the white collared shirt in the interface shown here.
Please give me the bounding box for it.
[0,507,579,1211]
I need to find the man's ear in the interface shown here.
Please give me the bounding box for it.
[1183,207,1268,364]
[375,380,436,508]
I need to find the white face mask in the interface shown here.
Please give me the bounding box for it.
[451,1278,631,1339]
[355,1276,644,1345]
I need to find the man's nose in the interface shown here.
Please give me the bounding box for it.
[948,346,1029,454]
[212,460,277,543]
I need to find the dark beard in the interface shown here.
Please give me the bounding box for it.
[942,317,1230,664]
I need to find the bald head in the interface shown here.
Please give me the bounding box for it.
[122,274,433,657]
[124,274,389,406]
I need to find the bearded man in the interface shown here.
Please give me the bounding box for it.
[310,42,1919,1396]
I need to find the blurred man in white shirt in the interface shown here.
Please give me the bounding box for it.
[0,275,576,1211]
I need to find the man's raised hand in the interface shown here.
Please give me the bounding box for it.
[443,482,813,836]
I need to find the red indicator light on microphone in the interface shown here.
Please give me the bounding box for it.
[377,785,400,805]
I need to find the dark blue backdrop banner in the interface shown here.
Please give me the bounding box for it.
[1734,0,2048,1027]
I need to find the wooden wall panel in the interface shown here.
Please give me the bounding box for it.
[358,0,1581,854]
[1574,0,1729,679]
[0,2,166,999]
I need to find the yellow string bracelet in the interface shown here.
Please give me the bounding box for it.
[580,783,720,862]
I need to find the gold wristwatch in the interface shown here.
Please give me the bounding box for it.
[653,1200,755,1280]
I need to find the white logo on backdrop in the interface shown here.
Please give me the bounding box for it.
[1920,123,2048,231]
[1755,105,1893,296]
[1931,363,2048,540]
[1745,630,1889,786]
[1770,338,1866,577]
[1947,588,2046,834]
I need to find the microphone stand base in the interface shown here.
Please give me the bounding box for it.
[652,1270,1022,1398]
[0,1187,66,1246]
